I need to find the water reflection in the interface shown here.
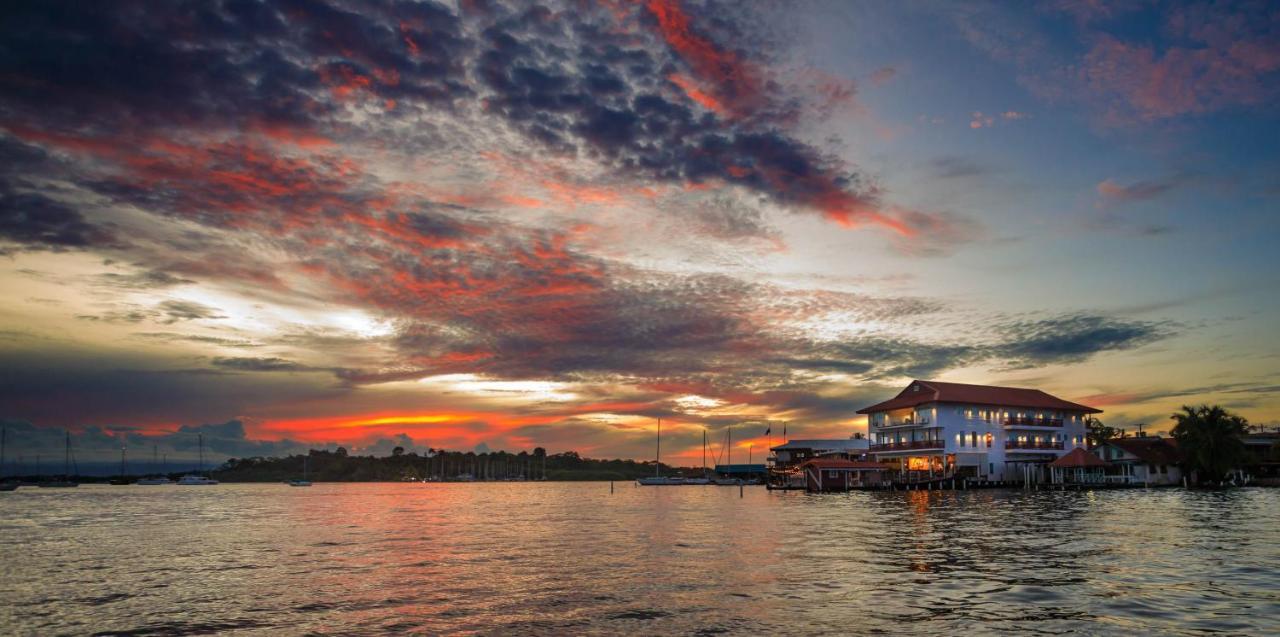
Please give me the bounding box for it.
[1,484,1277,635]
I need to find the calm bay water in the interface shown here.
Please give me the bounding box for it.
[1,484,1278,636]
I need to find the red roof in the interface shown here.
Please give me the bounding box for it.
[1049,447,1106,468]
[801,458,886,470]
[1107,437,1181,465]
[856,380,1102,414]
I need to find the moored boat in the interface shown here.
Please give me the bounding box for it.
[177,433,218,486]
[287,455,312,486]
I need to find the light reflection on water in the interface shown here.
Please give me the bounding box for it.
[1,484,1278,635]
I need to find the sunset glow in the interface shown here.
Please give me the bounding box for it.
[1,0,1277,465]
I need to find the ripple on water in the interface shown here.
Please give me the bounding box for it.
[2,484,1278,636]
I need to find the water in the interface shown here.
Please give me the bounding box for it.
[1,484,1278,636]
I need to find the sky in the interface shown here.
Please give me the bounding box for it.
[1,0,1278,469]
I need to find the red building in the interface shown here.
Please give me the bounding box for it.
[800,458,888,492]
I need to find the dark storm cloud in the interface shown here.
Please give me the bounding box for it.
[0,189,115,252]
[1,0,965,239]
[132,332,262,348]
[97,270,195,289]
[157,300,225,322]
[0,0,1175,435]
[0,350,349,429]
[993,313,1173,368]
[0,0,467,133]
[210,357,312,372]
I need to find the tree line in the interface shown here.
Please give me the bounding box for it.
[212,447,697,482]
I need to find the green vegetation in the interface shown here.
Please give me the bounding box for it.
[212,447,696,482]
[1170,404,1249,485]
[1085,416,1121,448]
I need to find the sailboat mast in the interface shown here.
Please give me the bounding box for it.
[64,430,71,479]
[198,433,204,475]
[702,429,706,476]
[727,425,731,468]
[654,418,661,478]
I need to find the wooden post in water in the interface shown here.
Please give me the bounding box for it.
[739,482,743,498]
[610,480,614,493]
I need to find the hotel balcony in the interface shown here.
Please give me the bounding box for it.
[870,440,944,453]
[872,418,932,430]
[1004,440,1064,451]
[1003,417,1063,428]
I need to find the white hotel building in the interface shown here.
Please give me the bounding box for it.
[857,380,1100,481]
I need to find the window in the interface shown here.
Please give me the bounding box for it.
[970,432,977,447]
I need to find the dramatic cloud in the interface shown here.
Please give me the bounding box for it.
[993,314,1173,368]
[0,0,1230,460]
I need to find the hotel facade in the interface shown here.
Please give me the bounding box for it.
[857,380,1101,482]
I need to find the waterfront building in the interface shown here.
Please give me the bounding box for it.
[1096,437,1183,486]
[800,458,887,492]
[1048,447,1107,486]
[766,436,870,489]
[768,436,870,469]
[857,380,1099,482]
[1242,430,1280,483]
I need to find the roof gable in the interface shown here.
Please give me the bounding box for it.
[856,380,1102,414]
[1106,438,1181,465]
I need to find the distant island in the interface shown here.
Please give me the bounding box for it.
[209,447,696,482]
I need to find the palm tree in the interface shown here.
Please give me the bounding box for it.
[1169,404,1249,485]
[1084,417,1120,448]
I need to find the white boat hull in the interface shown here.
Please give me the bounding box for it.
[637,477,685,486]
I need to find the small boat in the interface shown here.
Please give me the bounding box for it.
[109,446,131,485]
[136,447,172,485]
[177,433,218,486]
[177,474,219,486]
[637,476,686,486]
[37,431,78,488]
[682,477,711,485]
[638,418,683,486]
[288,455,312,486]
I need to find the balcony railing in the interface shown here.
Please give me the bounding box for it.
[1003,417,1063,428]
[874,418,932,429]
[1005,440,1064,450]
[870,440,944,452]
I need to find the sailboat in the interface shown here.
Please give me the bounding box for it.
[683,429,711,485]
[287,454,312,486]
[1,427,18,491]
[177,433,218,485]
[136,445,172,485]
[38,431,79,488]
[637,418,684,485]
[109,445,131,485]
[714,425,741,485]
